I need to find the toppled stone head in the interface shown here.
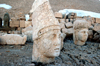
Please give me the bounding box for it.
[73,19,89,45]
[32,0,61,63]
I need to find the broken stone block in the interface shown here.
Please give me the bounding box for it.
[93,23,100,33]
[59,23,65,29]
[62,28,73,36]
[95,18,100,23]
[20,20,25,27]
[22,26,33,42]
[73,19,89,45]
[25,21,32,28]
[32,0,61,64]
[54,12,62,19]
[10,17,20,27]
[65,22,73,28]
[0,34,27,45]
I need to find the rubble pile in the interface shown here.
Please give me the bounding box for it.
[55,12,100,42]
[0,13,33,44]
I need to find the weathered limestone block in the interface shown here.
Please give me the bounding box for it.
[25,21,32,28]
[20,20,25,27]
[22,26,33,42]
[59,23,65,29]
[73,19,89,45]
[54,12,62,19]
[93,23,100,33]
[10,17,20,27]
[32,0,61,64]
[65,22,73,28]
[95,18,100,23]
[62,28,73,36]
[0,34,27,45]
[61,33,66,49]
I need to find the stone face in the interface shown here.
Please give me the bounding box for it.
[73,19,89,45]
[32,0,61,63]
[0,34,27,45]
[22,26,33,42]
[65,22,73,28]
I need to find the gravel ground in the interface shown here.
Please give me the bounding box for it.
[0,40,100,66]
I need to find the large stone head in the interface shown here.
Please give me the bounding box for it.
[32,0,61,63]
[73,19,89,45]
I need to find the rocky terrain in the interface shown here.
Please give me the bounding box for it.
[0,40,100,66]
[0,0,100,66]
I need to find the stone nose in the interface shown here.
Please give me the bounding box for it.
[54,37,61,46]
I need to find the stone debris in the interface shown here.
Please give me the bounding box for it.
[0,34,27,45]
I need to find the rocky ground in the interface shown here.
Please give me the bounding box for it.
[0,39,100,66]
[0,0,100,66]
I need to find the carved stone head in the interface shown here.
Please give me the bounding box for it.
[73,19,89,45]
[32,0,61,63]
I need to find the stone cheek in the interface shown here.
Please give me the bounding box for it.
[73,29,88,45]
